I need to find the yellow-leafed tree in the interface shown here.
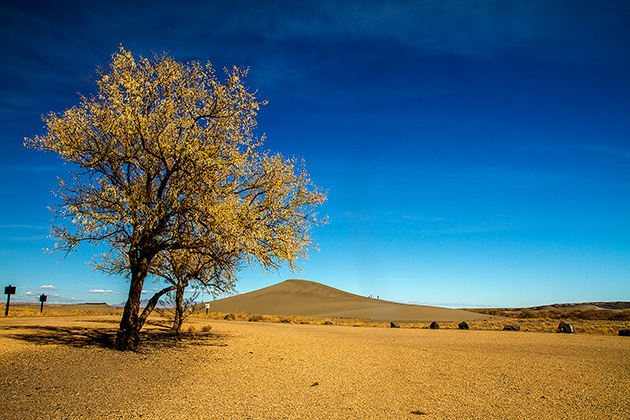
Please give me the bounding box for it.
[25,47,327,350]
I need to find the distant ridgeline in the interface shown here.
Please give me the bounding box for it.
[472,302,630,321]
[529,302,630,311]
[504,302,630,312]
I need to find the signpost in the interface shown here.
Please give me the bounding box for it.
[205,303,210,315]
[39,294,47,313]
[4,285,16,316]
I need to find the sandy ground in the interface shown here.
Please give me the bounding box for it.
[0,316,629,419]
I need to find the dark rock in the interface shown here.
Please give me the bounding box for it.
[390,322,400,328]
[503,325,520,331]
[619,329,630,336]
[458,321,469,330]
[558,321,575,333]
[323,321,333,325]
[429,321,440,329]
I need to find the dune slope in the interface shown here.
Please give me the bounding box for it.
[207,279,490,322]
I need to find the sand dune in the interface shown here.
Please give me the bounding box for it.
[206,279,490,322]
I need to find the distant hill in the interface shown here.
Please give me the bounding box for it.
[204,279,491,322]
[11,302,120,313]
[502,302,630,313]
[113,299,172,309]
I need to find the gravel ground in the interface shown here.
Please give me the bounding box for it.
[0,316,629,419]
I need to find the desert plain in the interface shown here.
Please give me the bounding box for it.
[1,280,629,419]
[0,314,628,420]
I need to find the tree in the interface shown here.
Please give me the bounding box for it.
[150,247,238,335]
[157,287,199,336]
[25,47,327,350]
[99,229,239,336]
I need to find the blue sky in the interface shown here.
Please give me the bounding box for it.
[1,1,629,308]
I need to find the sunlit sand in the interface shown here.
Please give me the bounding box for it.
[0,281,630,420]
[1,287,629,419]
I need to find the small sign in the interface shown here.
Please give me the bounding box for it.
[39,294,47,313]
[4,285,16,316]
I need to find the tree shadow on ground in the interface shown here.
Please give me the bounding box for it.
[1,324,226,351]
[1,325,117,348]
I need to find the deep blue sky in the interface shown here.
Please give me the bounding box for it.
[1,1,629,307]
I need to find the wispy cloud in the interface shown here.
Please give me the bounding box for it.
[40,285,58,290]
[48,295,79,304]
[222,1,629,63]
[0,224,47,230]
[0,224,50,242]
[0,164,65,174]
[403,300,493,309]
[0,223,50,242]
[0,236,50,242]
[2,1,626,112]
[339,211,381,223]
[18,291,80,304]
[86,289,118,295]
[573,144,630,160]
[400,215,444,222]
[425,221,515,235]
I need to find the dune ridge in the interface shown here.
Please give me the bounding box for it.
[206,279,490,322]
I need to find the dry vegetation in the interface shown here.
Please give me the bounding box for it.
[194,310,630,336]
[4,304,122,318]
[6,304,629,336]
[470,307,630,321]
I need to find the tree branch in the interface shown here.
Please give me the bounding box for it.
[137,281,186,329]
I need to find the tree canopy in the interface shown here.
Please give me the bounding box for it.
[25,47,327,350]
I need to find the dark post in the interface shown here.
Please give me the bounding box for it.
[39,294,47,313]
[4,285,16,316]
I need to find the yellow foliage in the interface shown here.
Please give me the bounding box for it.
[25,46,326,273]
[24,47,327,350]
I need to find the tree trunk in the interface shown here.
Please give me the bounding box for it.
[172,285,185,335]
[115,251,151,351]
[115,276,144,350]
[138,284,177,329]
